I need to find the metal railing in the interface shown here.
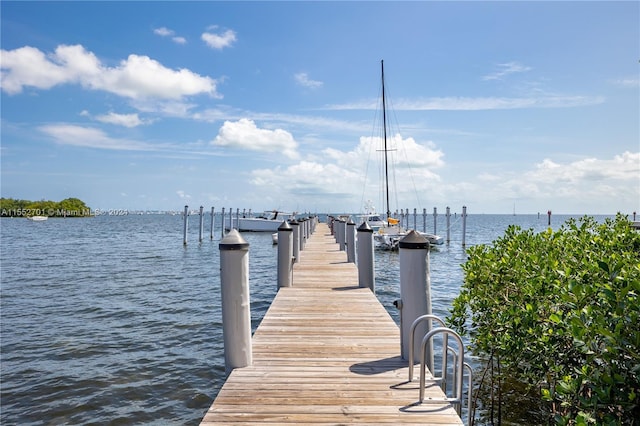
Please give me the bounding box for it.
[407,314,475,425]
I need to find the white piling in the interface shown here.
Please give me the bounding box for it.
[291,219,300,263]
[346,218,356,263]
[199,206,204,242]
[357,221,375,291]
[338,218,346,251]
[277,221,293,288]
[219,229,252,374]
[302,218,308,250]
[183,205,189,246]
[423,208,427,233]
[221,207,226,238]
[462,205,467,247]
[433,207,437,235]
[398,230,432,364]
[446,206,451,244]
[210,207,215,240]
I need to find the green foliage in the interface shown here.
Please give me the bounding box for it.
[448,214,640,424]
[0,197,91,217]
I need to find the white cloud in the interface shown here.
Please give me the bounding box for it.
[610,77,640,88]
[251,161,363,198]
[212,118,299,159]
[201,28,237,50]
[39,124,154,150]
[95,112,147,128]
[153,27,174,37]
[328,95,604,111]
[450,152,640,213]
[294,72,323,89]
[250,133,444,210]
[176,190,191,200]
[1,44,219,99]
[153,27,187,44]
[482,61,532,81]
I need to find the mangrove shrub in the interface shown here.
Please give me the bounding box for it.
[448,214,640,424]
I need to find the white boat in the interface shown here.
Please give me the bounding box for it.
[358,200,386,231]
[225,210,295,232]
[27,215,48,221]
[369,61,443,250]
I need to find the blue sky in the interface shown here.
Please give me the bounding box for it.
[1,1,638,215]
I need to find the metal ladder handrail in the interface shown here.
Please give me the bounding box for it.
[420,328,464,405]
[408,314,448,383]
[407,315,474,426]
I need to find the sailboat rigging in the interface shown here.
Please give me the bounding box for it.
[373,60,443,250]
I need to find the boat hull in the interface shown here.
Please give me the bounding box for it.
[225,217,287,232]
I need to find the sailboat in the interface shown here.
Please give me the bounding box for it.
[372,60,443,250]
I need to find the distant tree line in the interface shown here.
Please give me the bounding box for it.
[0,197,92,217]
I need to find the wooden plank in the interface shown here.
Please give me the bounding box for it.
[200,222,463,425]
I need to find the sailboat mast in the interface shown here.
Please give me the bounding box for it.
[381,60,391,225]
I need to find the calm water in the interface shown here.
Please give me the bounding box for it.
[0,213,613,425]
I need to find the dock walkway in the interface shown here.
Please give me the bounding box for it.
[200,222,463,425]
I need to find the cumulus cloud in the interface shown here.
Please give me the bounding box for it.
[250,133,444,208]
[294,72,323,89]
[39,124,155,150]
[529,152,639,184]
[212,118,299,159]
[201,27,237,49]
[1,44,219,99]
[453,151,640,212]
[251,161,362,198]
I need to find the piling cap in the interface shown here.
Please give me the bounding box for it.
[290,218,298,225]
[398,230,430,249]
[278,220,292,231]
[219,229,249,250]
[347,218,355,225]
[357,221,373,232]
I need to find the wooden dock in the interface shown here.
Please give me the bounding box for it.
[200,222,463,425]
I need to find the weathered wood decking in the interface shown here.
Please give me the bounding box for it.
[200,222,463,425]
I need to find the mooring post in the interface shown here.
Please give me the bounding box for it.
[338,218,346,251]
[221,207,226,238]
[357,221,374,291]
[303,218,309,249]
[277,221,293,288]
[399,230,432,365]
[548,209,552,226]
[210,207,215,240]
[199,206,204,242]
[422,208,427,233]
[219,229,252,374]
[183,205,189,246]
[346,218,356,263]
[433,207,438,235]
[290,219,300,263]
[446,206,451,244]
[462,206,467,247]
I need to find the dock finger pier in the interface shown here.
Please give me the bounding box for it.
[200,217,471,425]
